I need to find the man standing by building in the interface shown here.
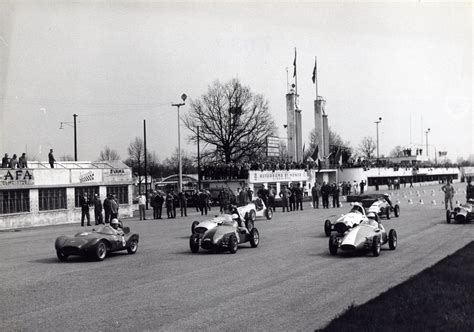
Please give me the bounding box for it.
[360,180,366,194]
[312,182,320,209]
[321,182,330,209]
[103,194,111,223]
[441,180,455,210]
[295,183,303,210]
[79,193,91,227]
[48,149,56,168]
[18,153,28,168]
[279,185,291,212]
[179,191,187,217]
[1,153,9,168]
[137,193,147,220]
[110,194,119,220]
[267,187,276,212]
[331,183,340,208]
[93,194,103,225]
[289,184,296,211]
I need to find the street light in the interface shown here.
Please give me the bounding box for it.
[374,117,382,162]
[172,94,187,193]
[425,128,431,159]
[59,114,78,161]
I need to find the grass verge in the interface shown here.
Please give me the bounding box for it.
[320,241,474,332]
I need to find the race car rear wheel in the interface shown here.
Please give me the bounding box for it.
[265,208,273,220]
[329,235,338,256]
[191,221,199,234]
[446,210,451,224]
[250,228,260,248]
[228,234,238,254]
[324,219,332,237]
[372,236,381,257]
[56,251,68,262]
[249,210,256,222]
[394,205,400,217]
[94,241,107,261]
[189,234,200,253]
[127,239,138,254]
[385,208,390,220]
[388,229,397,250]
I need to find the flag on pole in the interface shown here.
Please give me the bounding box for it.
[293,48,297,78]
[335,146,342,166]
[311,145,319,162]
[317,158,322,173]
[312,57,317,84]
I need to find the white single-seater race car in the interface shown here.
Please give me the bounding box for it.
[446,199,474,224]
[238,198,273,221]
[329,218,397,257]
[324,202,369,237]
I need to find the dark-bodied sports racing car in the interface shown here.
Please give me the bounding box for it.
[55,223,139,261]
[347,193,400,220]
[446,199,474,224]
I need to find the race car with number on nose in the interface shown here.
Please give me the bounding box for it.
[324,202,369,237]
[329,217,397,257]
[55,223,139,261]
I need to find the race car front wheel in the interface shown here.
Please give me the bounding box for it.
[265,209,273,220]
[394,205,400,217]
[127,239,138,254]
[250,210,256,222]
[56,251,68,262]
[324,220,332,237]
[250,228,260,248]
[189,234,200,253]
[329,235,338,256]
[191,221,199,234]
[372,236,381,257]
[446,210,451,224]
[228,234,238,254]
[388,229,397,250]
[94,241,107,261]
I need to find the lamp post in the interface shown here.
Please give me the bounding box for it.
[59,113,78,161]
[197,125,201,191]
[425,128,430,159]
[374,117,382,162]
[172,93,187,193]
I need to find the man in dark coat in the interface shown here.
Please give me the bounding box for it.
[1,153,9,168]
[295,183,303,210]
[179,191,187,217]
[110,194,119,220]
[48,149,56,168]
[155,192,164,219]
[79,193,91,226]
[289,184,296,211]
[321,182,330,209]
[93,194,103,225]
[312,182,320,209]
[103,194,111,223]
[198,190,208,215]
[331,183,340,208]
[166,192,174,219]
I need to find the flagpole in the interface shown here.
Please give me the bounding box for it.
[315,56,318,99]
[286,67,289,93]
[294,47,298,108]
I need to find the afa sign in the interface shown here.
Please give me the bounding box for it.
[0,169,34,186]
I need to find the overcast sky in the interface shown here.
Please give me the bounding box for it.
[0,1,472,163]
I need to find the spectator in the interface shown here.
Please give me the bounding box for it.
[166,192,174,218]
[279,185,291,212]
[9,154,18,169]
[155,191,164,219]
[267,186,276,212]
[179,191,187,217]
[110,194,119,219]
[18,153,28,168]
[466,179,474,201]
[48,149,56,168]
[79,193,91,227]
[295,183,303,210]
[321,182,330,208]
[137,193,147,220]
[1,153,9,168]
[93,194,103,225]
[360,180,365,194]
[312,182,320,209]
[331,183,340,208]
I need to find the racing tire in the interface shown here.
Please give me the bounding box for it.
[446,210,451,224]
[228,234,238,254]
[329,235,338,256]
[191,221,199,234]
[394,205,400,218]
[94,240,107,261]
[388,229,397,250]
[372,236,381,257]
[189,234,200,253]
[265,208,273,220]
[385,208,390,220]
[127,239,138,254]
[324,219,332,237]
[250,228,260,248]
[249,210,256,222]
[56,251,68,262]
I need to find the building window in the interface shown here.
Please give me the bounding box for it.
[107,186,129,204]
[75,187,99,207]
[39,188,67,211]
[0,190,30,214]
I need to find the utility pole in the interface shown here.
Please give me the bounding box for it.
[73,114,78,161]
[172,93,187,193]
[144,119,148,209]
[197,125,201,190]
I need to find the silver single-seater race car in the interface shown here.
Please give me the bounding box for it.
[329,216,397,257]
[446,199,474,224]
[189,214,259,254]
[324,202,369,237]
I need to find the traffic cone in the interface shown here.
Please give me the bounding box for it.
[396,199,400,204]
[422,190,426,194]
[403,194,407,198]
[408,199,413,204]
[431,200,436,205]
[419,199,424,205]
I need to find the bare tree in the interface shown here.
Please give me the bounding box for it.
[305,127,352,161]
[98,146,121,161]
[183,78,276,163]
[163,148,197,174]
[389,145,404,158]
[124,137,144,176]
[358,136,377,159]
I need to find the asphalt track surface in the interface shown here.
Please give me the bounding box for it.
[1,184,473,331]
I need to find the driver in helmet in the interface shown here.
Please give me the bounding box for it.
[383,193,394,209]
[366,212,379,227]
[350,202,364,214]
[231,212,249,234]
[110,218,124,236]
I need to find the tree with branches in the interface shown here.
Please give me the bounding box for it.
[97,146,121,161]
[304,127,352,161]
[358,136,377,159]
[183,78,276,163]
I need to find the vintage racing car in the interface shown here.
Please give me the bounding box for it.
[348,193,400,220]
[329,217,397,257]
[55,222,139,261]
[238,198,273,221]
[324,202,369,237]
[189,214,259,254]
[446,199,474,223]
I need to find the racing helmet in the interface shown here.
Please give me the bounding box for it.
[350,202,364,214]
[231,213,239,221]
[110,218,120,229]
[367,212,377,219]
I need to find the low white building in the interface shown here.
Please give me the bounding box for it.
[0,161,133,230]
